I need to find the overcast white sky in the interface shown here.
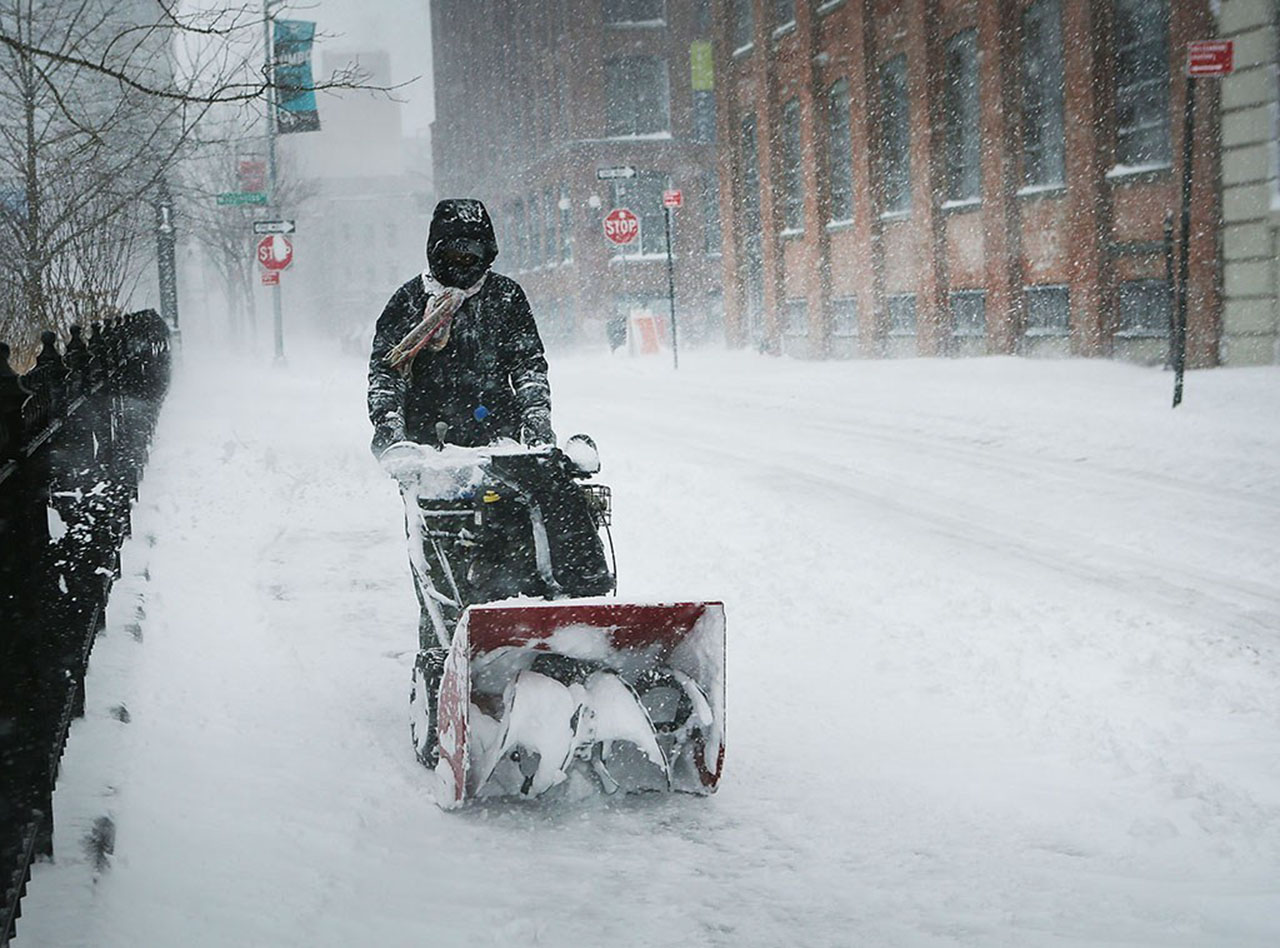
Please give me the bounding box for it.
[283,0,435,134]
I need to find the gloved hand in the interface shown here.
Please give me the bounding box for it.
[520,408,555,447]
[370,416,407,457]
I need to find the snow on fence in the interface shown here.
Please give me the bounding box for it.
[0,312,171,947]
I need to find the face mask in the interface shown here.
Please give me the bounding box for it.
[430,237,490,288]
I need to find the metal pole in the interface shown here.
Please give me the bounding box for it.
[664,206,678,370]
[154,179,180,339]
[264,0,284,365]
[1173,76,1194,408]
[1163,212,1174,369]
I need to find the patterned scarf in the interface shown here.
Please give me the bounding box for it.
[385,270,488,373]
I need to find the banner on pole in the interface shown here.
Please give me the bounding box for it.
[690,42,714,91]
[274,20,320,134]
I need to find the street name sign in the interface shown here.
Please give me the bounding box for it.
[603,207,639,245]
[596,166,637,180]
[253,219,296,235]
[218,191,268,206]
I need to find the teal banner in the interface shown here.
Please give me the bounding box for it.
[273,19,320,134]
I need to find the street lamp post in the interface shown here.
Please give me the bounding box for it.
[154,179,180,342]
[263,0,285,365]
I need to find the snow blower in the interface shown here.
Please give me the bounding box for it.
[382,438,725,807]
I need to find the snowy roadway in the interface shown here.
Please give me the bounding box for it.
[16,344,1280,947]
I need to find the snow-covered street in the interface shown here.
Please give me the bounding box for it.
[15,343,1280,947]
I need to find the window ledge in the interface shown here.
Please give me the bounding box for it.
[779,227,805,239]
[1016,182,1067,199]
[596,131,673,142]
[609,252,671,263]
[772,22,796,40]
[732,43,754,59]
[1024,328,1069,338]
[817,0,847,13]
[940,197,981,212]
[1114,329,1170,339]
[1105,161,1172,181]
[604,19,667,29]
[830,330,859,338]
[879,210,911,222]
[825,219,855,233]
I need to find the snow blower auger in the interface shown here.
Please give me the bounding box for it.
[382,436,725,808]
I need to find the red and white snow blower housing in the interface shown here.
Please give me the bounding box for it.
[381,438,725,808]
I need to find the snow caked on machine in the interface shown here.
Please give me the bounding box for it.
[380,436,725,808]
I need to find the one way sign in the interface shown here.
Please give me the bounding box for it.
[253,219,296,235]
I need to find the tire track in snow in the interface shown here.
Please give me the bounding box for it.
[598,399,1280,636]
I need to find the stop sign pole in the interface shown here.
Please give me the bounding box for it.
[662,189,683,370]
[1173,41,1233,408]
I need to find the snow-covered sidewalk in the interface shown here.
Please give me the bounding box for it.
[16,345,1280,947]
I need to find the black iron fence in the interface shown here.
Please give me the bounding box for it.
[1,311,171,946]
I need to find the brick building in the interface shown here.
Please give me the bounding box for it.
[430,0,725,348]
[1218,0,1279,365]
[712,0,1224,365]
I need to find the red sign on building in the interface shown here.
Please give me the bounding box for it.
[1186,40,1233,77]
[257,235,293,271]
[603,207,639,245]
[663,189,683,209]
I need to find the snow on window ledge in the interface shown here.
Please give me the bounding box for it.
[817,0,847,12]
[940,197,981,211]
[779,227,805,239]
[596,130,673,142]
[879,209,911,222]
[604,18,667,28]
[1105,161,1172,180]
[825,218,855,231]
[609,252,672,263]
[772,22,797,40]
[732,43,754,58]
[1016,181,1066,198]
[1114,328,1170,340]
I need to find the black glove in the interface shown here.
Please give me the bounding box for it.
[521,408,555,447]
[370,416,406,457]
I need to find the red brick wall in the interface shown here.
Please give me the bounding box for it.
[714,0,1223,365]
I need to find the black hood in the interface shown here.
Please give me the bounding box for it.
[426,198,499,288]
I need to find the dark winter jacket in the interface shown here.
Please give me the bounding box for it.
[367,271,552,452]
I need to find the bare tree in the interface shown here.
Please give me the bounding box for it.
[178,125,316,343]
[0,0,391,356]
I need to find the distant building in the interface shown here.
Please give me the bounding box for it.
[1217,0,1279,365]
[712,0,1224,365]
[430,0,724,349]
[284,51,433,345]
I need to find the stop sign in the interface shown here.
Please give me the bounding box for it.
[257,235,293,271]
[603,207,639,245]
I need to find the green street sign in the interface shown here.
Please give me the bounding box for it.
[217,191,268,206]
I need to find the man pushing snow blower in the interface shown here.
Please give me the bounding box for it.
[368,199,725,808]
